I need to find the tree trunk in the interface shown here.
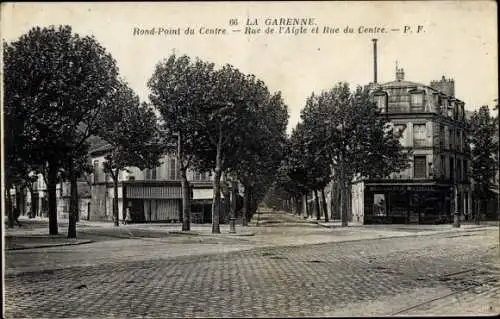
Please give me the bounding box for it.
[341,179,348,227]
[212,170,222,234]
[212,126,223,234]
[231,180,238,219]
[181,168,191,231]
[113,172,119,226]
[48,161,58,235]
[295,196,301,216]
[6,185,14,228]
[314,189,321,220]
[475,198,482,225]
[29,186,36,218]
[222,177,230,224]
[242,185,249,226]
[304,193,309,218]
[321,188,329,222]
[247,187,254,222]
[330,182,335,220]
[251,192,258,218]
[67,162,78,239]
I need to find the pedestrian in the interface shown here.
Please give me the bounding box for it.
[125,207,132,225]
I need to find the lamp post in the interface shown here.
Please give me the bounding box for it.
[452,162,461,227]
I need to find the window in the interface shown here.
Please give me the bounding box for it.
[193,172,201,181]
[410,92,424,110]
[93,160,100,183]
[194,172,208,181]
[463,159,468,180]
[168,157,177,180]
[414,156,427,178]
[457,159,462,181]
[439,125,445,148]
[441,155,446,178]
[413,124,427,147]
[373,194,386,216]
[449,158,455,181]
[374,94,387,112]
[145,168,152,180]
[444,127,450,149]
[152,167,157,180]
[394,124,407,144]
[447,101,454,118]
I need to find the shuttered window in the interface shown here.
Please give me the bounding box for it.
[414,156,427,178]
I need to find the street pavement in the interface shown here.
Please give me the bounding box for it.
[3,210,500,317]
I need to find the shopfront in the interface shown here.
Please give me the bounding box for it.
[364,184,450,224]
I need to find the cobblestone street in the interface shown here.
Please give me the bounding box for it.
[4,215,499,318]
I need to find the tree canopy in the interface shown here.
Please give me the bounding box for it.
[3,25,119,234]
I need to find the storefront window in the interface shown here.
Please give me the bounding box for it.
[373,194,386,216]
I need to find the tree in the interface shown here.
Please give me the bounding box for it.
[188,65,266,233]
[298,94,336,221]
[61,146,93,237]
[148,54,215,231]
[234,91,289,225]
[300,83,409,226]
[4,25,119,235]
[469,105,498,224]
[98,81,164,226]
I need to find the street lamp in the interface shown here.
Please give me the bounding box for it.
[452,162,460,228]
[229,188,236,234]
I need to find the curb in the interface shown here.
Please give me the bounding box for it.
[169,231,202,236]
[6,239,94,251]
[170,230,255,237]
[315,222,496,231]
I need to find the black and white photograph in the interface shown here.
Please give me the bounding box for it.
[1,1,498,317]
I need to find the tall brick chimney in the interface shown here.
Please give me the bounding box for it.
[372,39,378,84]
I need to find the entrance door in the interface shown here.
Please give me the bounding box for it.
[408,194,420,224]
[129,199,145,222]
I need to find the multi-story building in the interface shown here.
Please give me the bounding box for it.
[350,42,471,224]
[89,143,232,223]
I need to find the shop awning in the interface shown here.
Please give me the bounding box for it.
[126,184,181,199]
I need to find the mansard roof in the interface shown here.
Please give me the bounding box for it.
[373,80,464,104]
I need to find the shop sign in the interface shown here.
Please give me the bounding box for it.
[366,185,438,192]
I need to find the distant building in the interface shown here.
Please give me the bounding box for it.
[14,174,91,221]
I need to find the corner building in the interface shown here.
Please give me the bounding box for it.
[351,68,471,224]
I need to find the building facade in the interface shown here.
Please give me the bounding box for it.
[89,144,234,223]
[351,68,471,224]
[11,173,91,221]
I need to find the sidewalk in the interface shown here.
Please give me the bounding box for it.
[4,213,498,251]
[4,216,255,250]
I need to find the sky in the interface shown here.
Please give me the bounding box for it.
[2,1,498,133]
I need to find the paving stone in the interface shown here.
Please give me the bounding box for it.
[4,228,499,318]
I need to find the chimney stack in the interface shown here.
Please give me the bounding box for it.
[372,39,378,84]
